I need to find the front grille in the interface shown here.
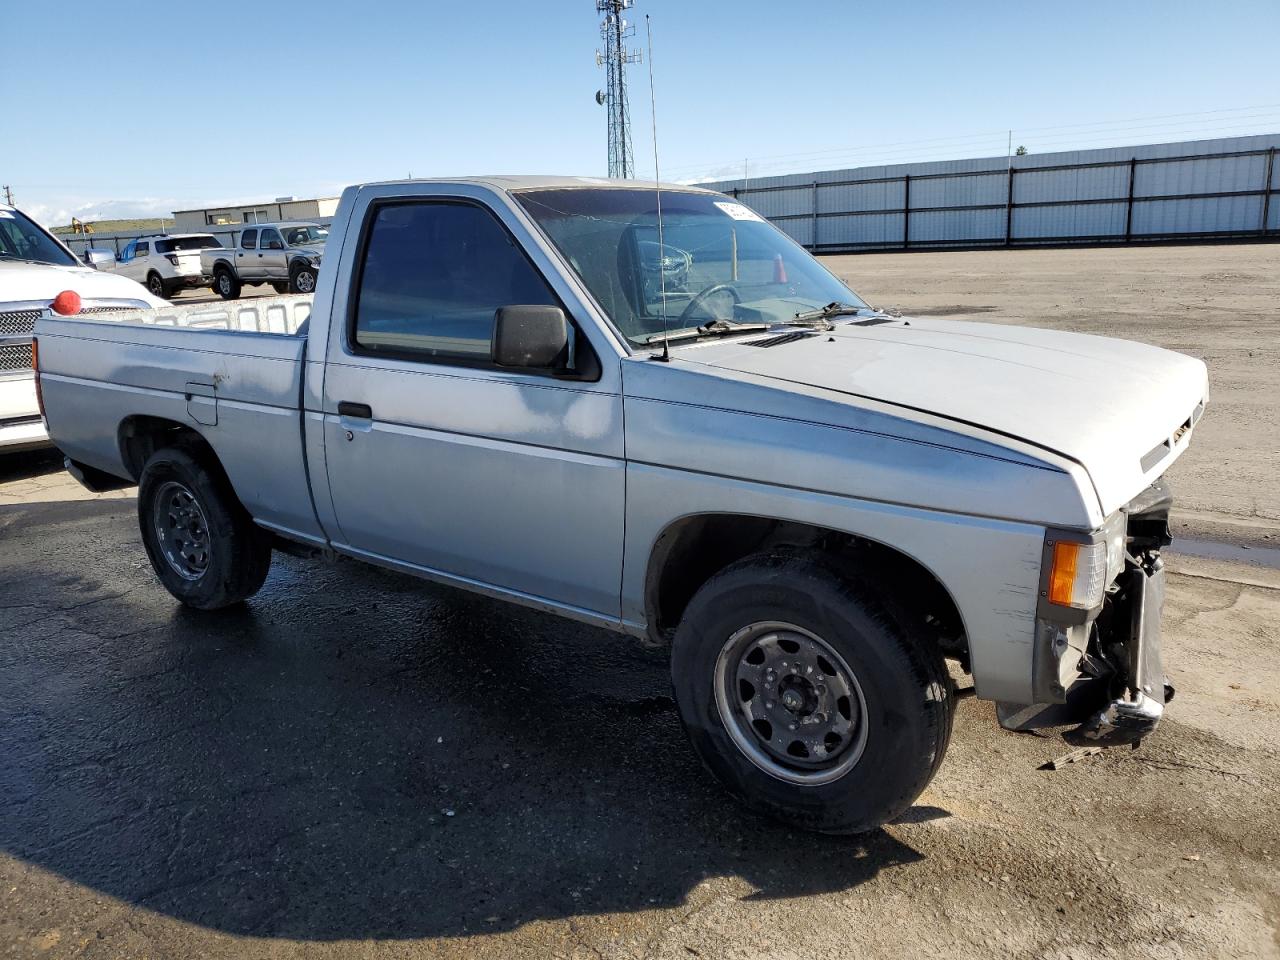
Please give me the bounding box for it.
[0,343,33,372]
[0,309,40,336]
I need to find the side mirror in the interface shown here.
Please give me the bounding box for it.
[267,240,284,250]
[84,249,116,269]
[492,305,569,370]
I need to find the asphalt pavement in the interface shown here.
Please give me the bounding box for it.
[2,456,1278,960]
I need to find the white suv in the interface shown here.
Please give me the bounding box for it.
[110,233,223,299]
[0,203,162,452]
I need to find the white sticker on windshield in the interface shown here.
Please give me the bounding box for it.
[0,211,13,218]
[713,201,764,222]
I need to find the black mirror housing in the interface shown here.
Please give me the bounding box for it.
[492,305,570,370]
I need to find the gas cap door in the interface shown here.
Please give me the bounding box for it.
[185,381,218,426]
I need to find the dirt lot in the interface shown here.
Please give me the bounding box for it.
[1,243,1278,959]
[825,242,1280,545]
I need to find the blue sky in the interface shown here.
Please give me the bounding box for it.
[6,0,1280,225]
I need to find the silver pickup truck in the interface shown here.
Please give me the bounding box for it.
[201,221,326,300]
[34,176,1208,833]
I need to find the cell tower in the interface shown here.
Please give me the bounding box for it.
[595,0,641,179]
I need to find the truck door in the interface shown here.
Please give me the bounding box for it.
[319,191,626,623]
[237,229,259,278]
[258,228,288,279]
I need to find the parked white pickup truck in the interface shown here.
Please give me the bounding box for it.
[201,222,326,300]
[0,203,162,452]
[33,177,1207,832]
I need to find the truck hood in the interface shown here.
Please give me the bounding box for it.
[676,316,1208,519]
[0,260,164,305]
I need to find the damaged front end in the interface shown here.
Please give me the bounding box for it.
[997,478,1175,745]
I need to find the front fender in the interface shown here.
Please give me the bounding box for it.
[621,466,1046,705]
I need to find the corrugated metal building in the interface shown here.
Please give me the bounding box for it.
[700,134,1280,252]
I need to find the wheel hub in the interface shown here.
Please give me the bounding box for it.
[713,621,869,785]
[152,481,211,581]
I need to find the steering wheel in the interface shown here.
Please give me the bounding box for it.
[677,282,742,325]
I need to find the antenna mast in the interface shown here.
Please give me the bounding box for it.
[595,0,641,179]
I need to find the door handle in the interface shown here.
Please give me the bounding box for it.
[337,401,372,419]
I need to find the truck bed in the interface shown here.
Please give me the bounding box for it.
[35,295,324,541]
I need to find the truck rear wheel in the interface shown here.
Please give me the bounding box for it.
[137,442,272,609]
[670,551,953,834]
[214,267,241,300]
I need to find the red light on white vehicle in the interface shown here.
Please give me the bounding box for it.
[51,290,82,316]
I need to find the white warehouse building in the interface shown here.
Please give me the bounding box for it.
[172,196,340,232]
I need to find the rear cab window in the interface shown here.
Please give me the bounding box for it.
[241,230,257,250]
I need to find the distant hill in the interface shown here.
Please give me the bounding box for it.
[51,218,173,236]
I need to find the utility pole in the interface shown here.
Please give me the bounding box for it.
[2,185,12,206]
[595,0,641,179]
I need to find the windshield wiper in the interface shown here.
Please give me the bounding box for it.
[791,302,866,327]
[644,318,770,347]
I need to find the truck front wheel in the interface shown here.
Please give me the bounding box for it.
[214,267,241,300]
[137,443,272,609]
[670,552,953,834]
[290,262,317,294]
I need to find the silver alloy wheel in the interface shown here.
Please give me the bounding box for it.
[218,273,231,295]
[294,268,316,293]
[152,480,212,581]
[713,621,869,785]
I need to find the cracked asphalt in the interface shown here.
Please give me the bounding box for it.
[3,244,1279,958]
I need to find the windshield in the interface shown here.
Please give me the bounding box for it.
[284,225,327,246]
[515,188,867,345]
[155,235,221,253]
[0,208,77,267]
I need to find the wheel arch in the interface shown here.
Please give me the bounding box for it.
[643,511,971,671]
[118,415,226,486]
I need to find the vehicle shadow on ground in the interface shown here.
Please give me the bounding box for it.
[0,448,62,483]
[0,501,930,941]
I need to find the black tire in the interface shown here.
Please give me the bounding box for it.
[214,266,241,300]
[289,261,317,295]
[137,441,272,609]
[146,272,171,300]
[670,551,953,834]
[271,281,290,295]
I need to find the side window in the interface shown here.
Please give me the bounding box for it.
[241,229,257,250]
[121,241,136,261]
[135,241,150,258]
[260,229,283,250]
[353,201,559,362]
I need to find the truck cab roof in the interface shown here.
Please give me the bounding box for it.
[351,175,717,195]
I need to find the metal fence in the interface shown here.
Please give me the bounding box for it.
[701,134,1280,253]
